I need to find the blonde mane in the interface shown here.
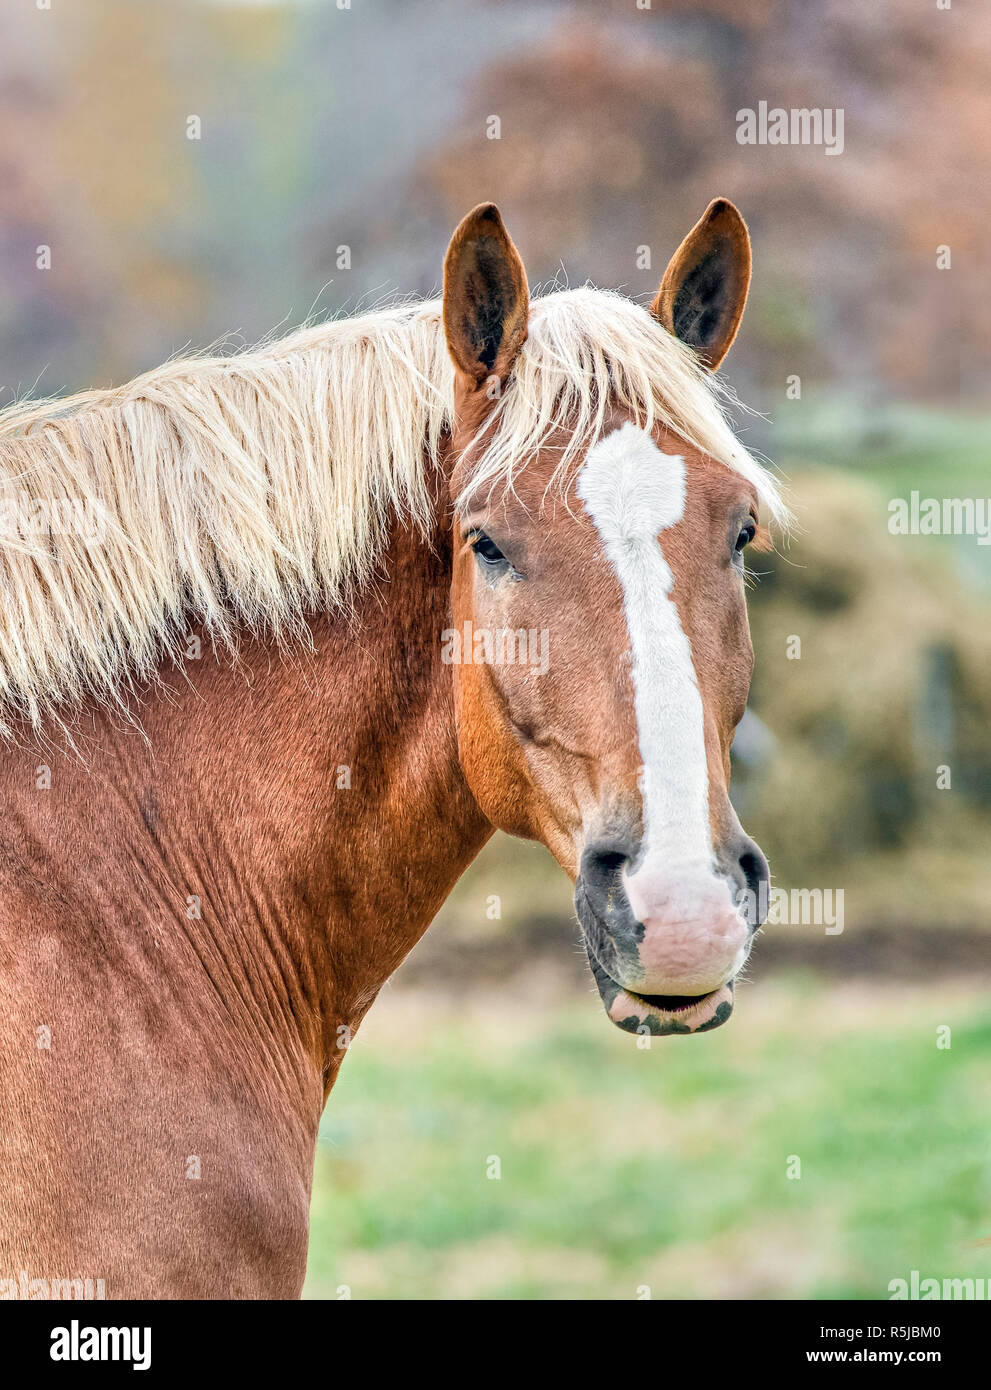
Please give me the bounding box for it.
[0,287,784,734]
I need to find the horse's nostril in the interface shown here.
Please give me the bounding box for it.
[738,849,766,894]
[593,849,627,878]
[579,842,633,912]
[736,840,770,925]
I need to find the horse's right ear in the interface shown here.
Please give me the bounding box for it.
[443,203,529,389]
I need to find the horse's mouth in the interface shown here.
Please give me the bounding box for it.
[583,943,735,1036]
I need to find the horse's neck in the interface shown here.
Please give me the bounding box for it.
[0,517,490,1096]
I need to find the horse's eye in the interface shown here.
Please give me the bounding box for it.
[471,532,506,565]
[735,522,756,553]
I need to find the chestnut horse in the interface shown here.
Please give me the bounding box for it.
[0,199,784,1298]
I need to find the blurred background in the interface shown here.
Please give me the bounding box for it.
[3,0,990,1298]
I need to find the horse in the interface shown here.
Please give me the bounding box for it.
[0,198,784,1298]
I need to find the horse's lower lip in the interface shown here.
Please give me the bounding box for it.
[607,981,734,1035]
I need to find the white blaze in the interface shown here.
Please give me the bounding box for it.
[576,423,714,881]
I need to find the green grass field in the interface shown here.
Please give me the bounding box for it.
[304,972,991,1299]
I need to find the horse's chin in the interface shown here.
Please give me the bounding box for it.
[584,945,736,1036]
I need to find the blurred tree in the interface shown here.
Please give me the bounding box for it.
[406,0,990,403]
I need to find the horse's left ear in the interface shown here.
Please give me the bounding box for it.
[443,202,529,389]
[650,199,752,371]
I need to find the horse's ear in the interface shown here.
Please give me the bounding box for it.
[650,199,751,372]
[443,202,529,388]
